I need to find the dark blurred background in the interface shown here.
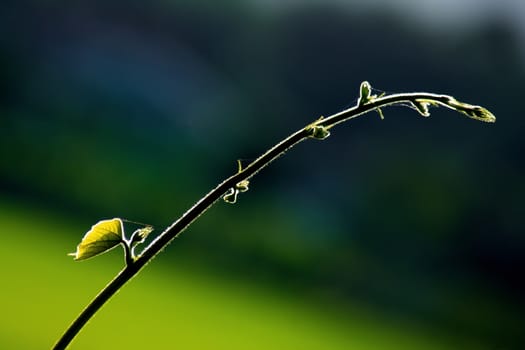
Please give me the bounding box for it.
[1,0,524,349]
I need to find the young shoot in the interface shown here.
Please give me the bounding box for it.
[54,81,495,350]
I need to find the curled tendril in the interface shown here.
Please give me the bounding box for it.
[223,161,251,204]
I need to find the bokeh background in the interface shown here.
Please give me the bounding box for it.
[1,0,524,349]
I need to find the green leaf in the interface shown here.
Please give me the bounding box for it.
[69,218,124,261]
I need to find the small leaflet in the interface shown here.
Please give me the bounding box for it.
[129,226,154,246]
[358,81,372,105]
[69,218,124,261]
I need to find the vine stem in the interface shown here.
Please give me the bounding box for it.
[53,85,494,349]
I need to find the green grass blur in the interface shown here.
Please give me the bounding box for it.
[0,197,484,349]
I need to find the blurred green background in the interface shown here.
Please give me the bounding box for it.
[1,1,524,349]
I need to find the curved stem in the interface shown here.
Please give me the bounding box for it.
[122,240,133,266]
[53,85,494,349]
